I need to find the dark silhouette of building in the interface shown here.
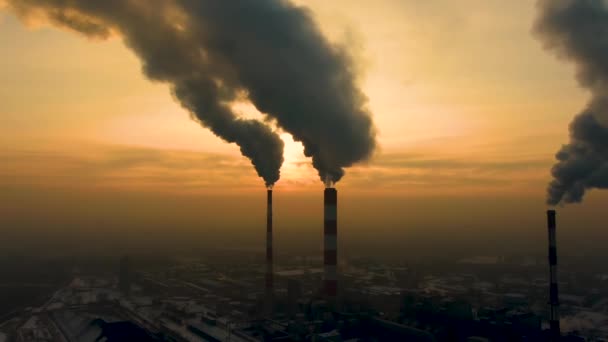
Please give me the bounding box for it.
[287,278,302,316]
[91,319,163,341]
[119,256,131,296]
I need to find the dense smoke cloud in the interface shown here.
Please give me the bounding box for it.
[534,0,608,205]
[6,0,376,186]
[7,0,284,187]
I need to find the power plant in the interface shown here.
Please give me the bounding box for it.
[547,210,560,340]
[256,191,567,339]
[324,187,338,300]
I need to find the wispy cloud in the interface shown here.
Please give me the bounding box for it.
[0,142,264,193]
[374,153,550,171]
[0,138,555,196]
[341,151,552,194]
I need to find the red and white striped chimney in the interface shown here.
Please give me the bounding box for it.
[547,210,560,340]
[266,189,274,300]
[324,187,338,299]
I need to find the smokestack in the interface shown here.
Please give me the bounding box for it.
[324,187,338,300]
[547,210,560,340]
[266,189,274,306]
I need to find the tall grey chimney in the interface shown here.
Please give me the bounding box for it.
[324,187,337,299]
[266,189,274,307]
[547,210,560,340]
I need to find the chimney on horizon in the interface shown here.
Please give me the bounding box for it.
[324,187,338,300]
[547,210,560,340]
[266,189,274,310]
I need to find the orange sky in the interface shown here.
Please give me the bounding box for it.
[0,1,607,255]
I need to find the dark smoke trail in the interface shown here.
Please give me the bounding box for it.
[6,0,285,186]
[534,0,608,205]
[6,0,376,186]
[175,0,376,185]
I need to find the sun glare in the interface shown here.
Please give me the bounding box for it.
[279,133,316,185]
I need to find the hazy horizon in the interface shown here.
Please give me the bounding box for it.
[2,0,608,261]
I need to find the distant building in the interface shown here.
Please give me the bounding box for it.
[119,256,131,296]
[287,279,302,316]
